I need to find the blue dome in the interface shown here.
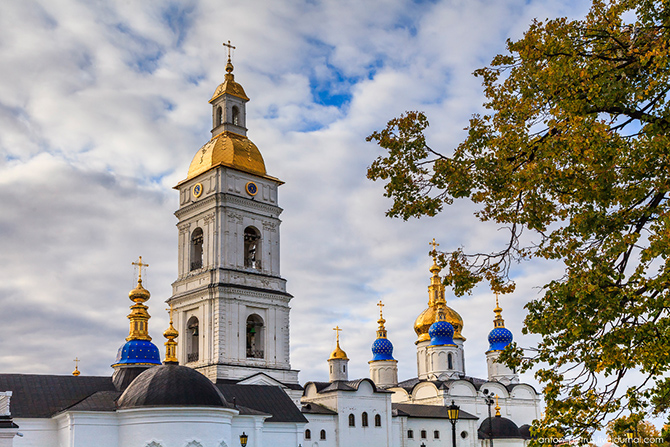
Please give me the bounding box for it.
[113,339,161,366]
[429,320,455,346]
[371,337,395,361]
[488,327,513,351]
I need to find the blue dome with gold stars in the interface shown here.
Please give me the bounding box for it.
[429,320,455,346]
[488,327,513,351]
[113,339,161,366]
[371,337,394,361]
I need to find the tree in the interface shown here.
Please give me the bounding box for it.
[606,415,662,446]
[367,0,670,442]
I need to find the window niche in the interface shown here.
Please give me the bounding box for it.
[190,227,204,271]
[244,227,261,270]
[186,316,199,363]
[216,106,223,126]
[246,314,264,359]
[232,105,240,125]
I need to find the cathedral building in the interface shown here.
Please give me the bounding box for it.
[0,53,541,447]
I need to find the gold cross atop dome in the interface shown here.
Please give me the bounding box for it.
[72,357,80,377]
[377,300,384,318]
[429,238,440,252]
[223,40,236,59]
[132,256,149,282]
[333,325,342,342]
[376,301,388,338]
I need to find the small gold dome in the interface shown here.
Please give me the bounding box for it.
[129,281,150,303]
[329,343,349,360]
[414,305,465,342]
[186,131,267,180]
[210,71,249,103]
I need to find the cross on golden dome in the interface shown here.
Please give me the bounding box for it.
[429,238,439,251]
[223,40,236,59]
[333,325,342,343]
[72,357,80,377]
[377,300,384,318]
[132,256,149,282]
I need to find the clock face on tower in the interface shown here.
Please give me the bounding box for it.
[245,181,258,196]
[192,183,203,198]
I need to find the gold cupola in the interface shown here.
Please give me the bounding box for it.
[182,42,278,183]
[329,326,349,360]
[163,305,179,364]
[126,257,152,342]
[413,240,465,343]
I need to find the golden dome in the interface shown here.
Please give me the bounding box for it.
[186,131,267,180]
[414,305,465,342]
[210,62,249,103]
[414,240,465,343]
[329,343,349,360]
[129,280,150,303]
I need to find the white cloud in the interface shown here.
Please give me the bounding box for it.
[0,0,588,398]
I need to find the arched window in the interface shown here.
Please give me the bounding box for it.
[320,430,326,440]
[407,430,414,439]
[304,429,311,440]
[448,352,453,370]
[375,414,382,427]
[232,106,239,125]
[246,314,264,358]
[362,412,368,427]
[421,430,427,439]
[244,227,261,269]
[191,228,203,271]
[434,430,440,439]
[348,413,355,427]
[216,106,223,126]
[186,316,199,362]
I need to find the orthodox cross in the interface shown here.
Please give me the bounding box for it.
[333,325,342,343]
[132,256,149,281]
[223,40,236,59]
[166,304,174,324]
[377,300,384,318]
[429,238,439,251]
[73,357,80,369]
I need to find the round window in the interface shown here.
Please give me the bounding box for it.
[460,431,468,439]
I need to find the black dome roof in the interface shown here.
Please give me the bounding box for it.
[117,364,228,409]
[519,424,532,440]
[478,415,522,439]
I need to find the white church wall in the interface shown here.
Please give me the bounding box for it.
[11,419,57,447]
[262,422,304,447]
[302,414,337,447]
[57,412,118,447]
[116,407,237,447]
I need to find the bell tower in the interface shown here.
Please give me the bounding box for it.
[168,46,299,384]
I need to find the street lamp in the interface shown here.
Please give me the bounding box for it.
[447,400,460,447]
[482,390,495,447]
[626,429,633,447]
[240,432,248,447]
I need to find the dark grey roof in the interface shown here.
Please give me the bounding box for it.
[304,378,391,395]
[118,364,228,409]
[0,374,116,418]
[395,376,538,396]
[0,416,18,429]
[392,403,478,420]
[216,384,308,423]
[64,391,121,412]
[217,374,304,391]
[301,402,337,415]
[478,415,522,439]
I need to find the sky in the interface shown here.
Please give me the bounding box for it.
[0,0,592,393]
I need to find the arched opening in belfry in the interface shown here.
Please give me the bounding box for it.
[244,226,261,269]
[246,314,264,358]
[216,106,223,126]
[232,105,239,125]
[190,227,203,271]
[187,316,199,363]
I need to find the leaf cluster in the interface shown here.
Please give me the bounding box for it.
[367,0,670,440]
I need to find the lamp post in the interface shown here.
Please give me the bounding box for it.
[483,390,495,447]
[240,432,248,447]
[626,429,633,447]
[447,400,460,447]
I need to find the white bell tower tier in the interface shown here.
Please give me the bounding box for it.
[168,54,299,385]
